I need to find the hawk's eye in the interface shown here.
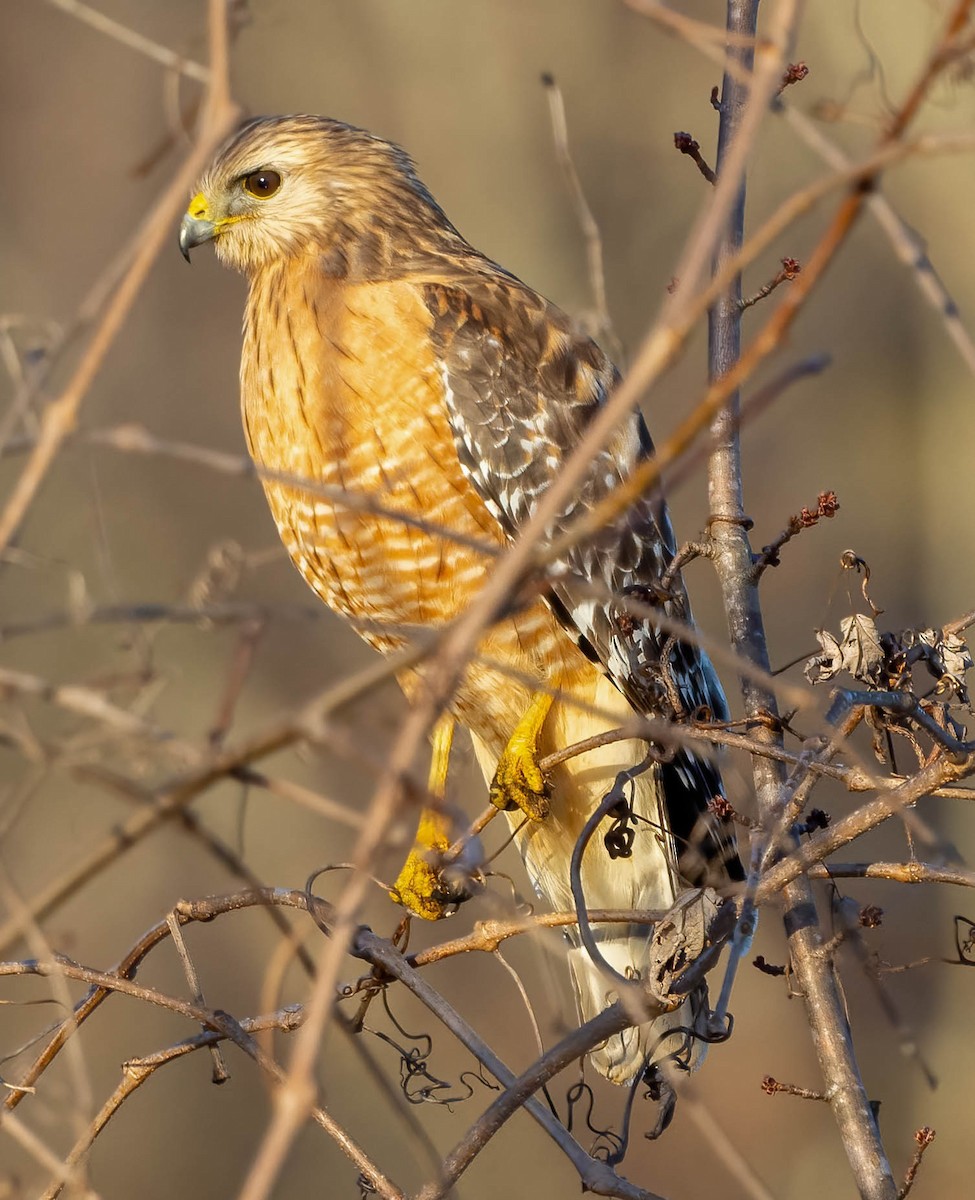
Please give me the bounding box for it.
[243,170,281,199]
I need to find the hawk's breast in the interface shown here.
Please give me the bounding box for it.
[239,260,591,743]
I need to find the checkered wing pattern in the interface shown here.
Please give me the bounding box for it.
[424,275,740,883]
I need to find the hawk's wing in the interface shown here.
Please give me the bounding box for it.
[420,274,742,884]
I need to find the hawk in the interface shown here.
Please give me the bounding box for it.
[180,115,741,1088]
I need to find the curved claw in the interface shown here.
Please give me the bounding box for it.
[489,689,555,820]
[392,846,467,921]
[391,799,475,920]
[489,743,550,819]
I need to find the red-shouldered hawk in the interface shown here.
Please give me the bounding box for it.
[180,115,742,1089]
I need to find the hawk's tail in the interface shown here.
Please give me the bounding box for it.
[558,743,715,1087]
[566,938,709,1085]
[469,670,732,1087]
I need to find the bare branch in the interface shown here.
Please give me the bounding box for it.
[542,73,620,359]
[809,861,975,887]
[42,0,211,82]
[897,1127,936,1200]
[738,256,800,311]
[0,2,241,557]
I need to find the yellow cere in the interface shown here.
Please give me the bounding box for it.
[186,192,211,221]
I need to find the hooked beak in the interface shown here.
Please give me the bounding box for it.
[179,213,217,262]
[179,192,217,262]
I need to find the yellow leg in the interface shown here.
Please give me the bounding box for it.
[392,714,457,921]
[489,688,554,820]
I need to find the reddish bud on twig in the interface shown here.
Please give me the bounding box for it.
[673,131,718,185]
[708,795,735,820]
[779,62,810,94]
[899,1126,936,1199]
[753,491,839,578]
[707,795,758,830]
[817,489,840,517]
[761,1075,825,1100]
[740,257,803,311]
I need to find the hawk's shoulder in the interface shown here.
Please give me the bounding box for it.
[401,267,620,538]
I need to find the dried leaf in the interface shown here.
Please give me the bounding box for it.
[647,888,724,1005]
[842,614,885,683]
[920,628,972,701]
[885,626,974,702]
[805,614,885,685]
[805,629,843,684]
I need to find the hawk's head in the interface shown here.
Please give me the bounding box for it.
[179,114,453,275]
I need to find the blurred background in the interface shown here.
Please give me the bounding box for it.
[2,1,975,1197]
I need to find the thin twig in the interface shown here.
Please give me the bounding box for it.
[0,599,321,641]
[674,131,718,184]
[166,912,230,1083]
[943,607,975,638]
[0,1110,93,1198]
[751,490,839,579]
[0,663,170,741]
[42,0,211,82]
[809,861,975,887]
[897,1127,936,1200]
[760,1075,826,1101]
[738,256,800,310]
[408,909,663,968]
[0,3,239,559]
[542,73,621,360]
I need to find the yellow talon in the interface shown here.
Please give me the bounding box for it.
[391,715,464,921]
[393,808,455,921]
[489,689,554,820]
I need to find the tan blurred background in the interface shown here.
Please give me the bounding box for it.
[2,1,975,1197]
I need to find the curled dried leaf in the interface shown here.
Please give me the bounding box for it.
[805,614,885,685]
[883,626,973,702]
[647,888,725,1004]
